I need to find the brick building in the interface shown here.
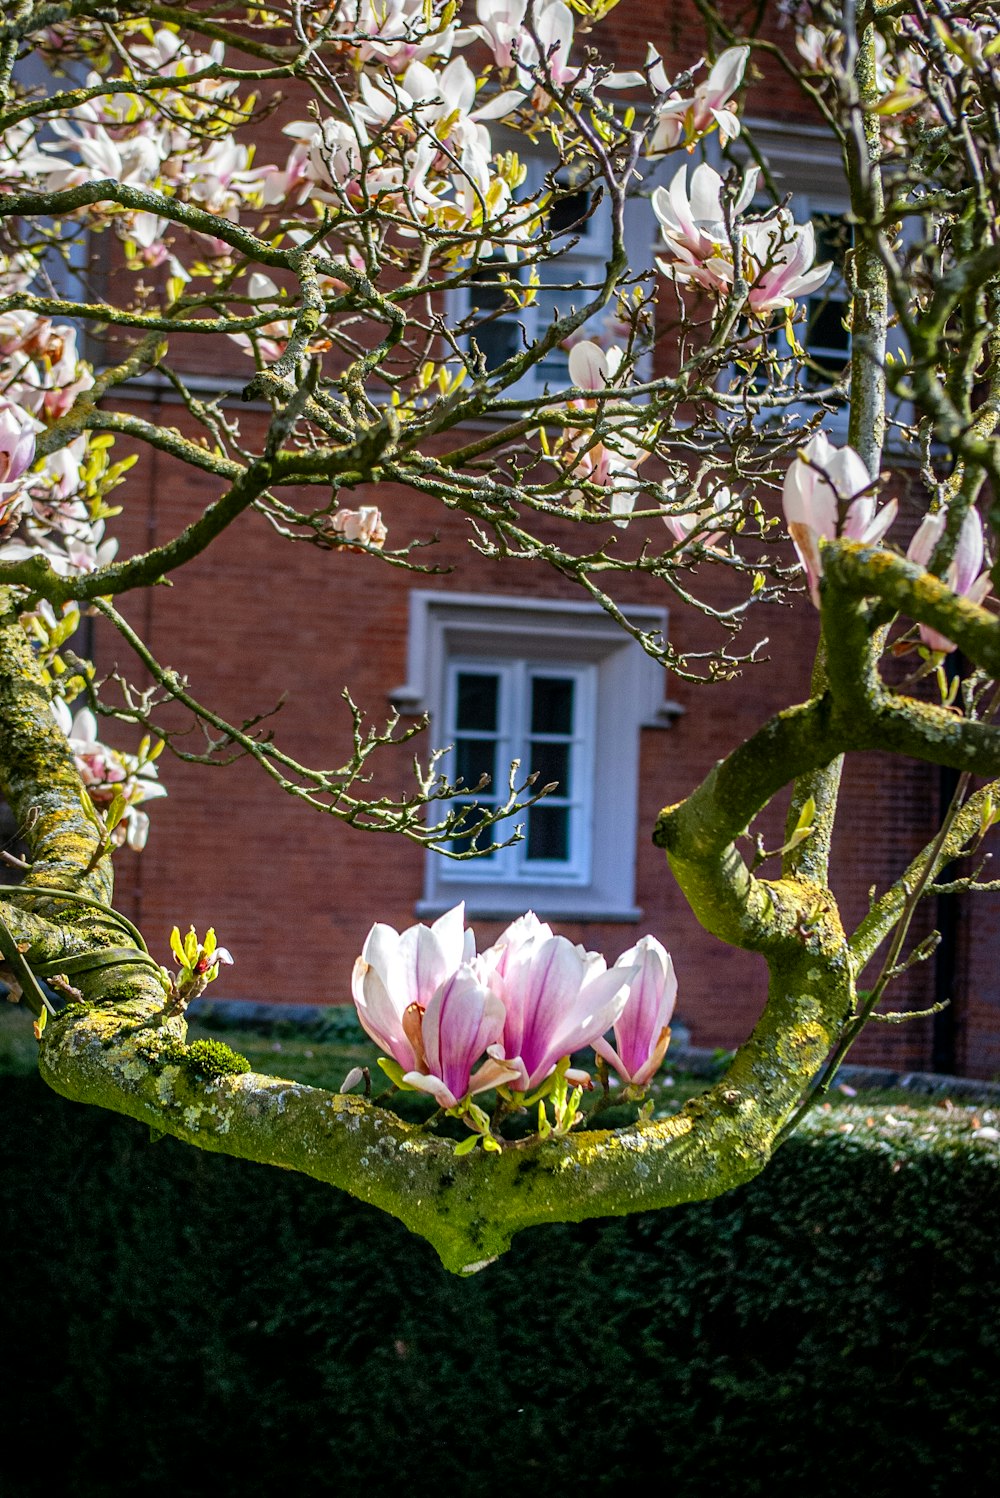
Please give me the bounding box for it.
[84,3,1000,1079]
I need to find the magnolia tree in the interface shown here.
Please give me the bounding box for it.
[2,0,1000,1274]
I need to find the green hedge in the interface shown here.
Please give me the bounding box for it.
[2,1076,998,1497]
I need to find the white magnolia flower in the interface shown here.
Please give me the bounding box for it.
[653,161,760,297]
[906,507,992,652]
[564,340,649,525]
[329,506,388,549]
[782,432,896,605]
[51,700,167,850]
[649,45,749,153]
[663,480,737,551]
[654,162,832,317]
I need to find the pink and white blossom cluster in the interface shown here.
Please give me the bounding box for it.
[561,340,651,525]
[0,311,94,422]
[0,402,36,523]
[0,252,130,577]
[269,53,528,240]
[0,441,116,582]
[906,507,993,653]
[653,162,833,318]
[351,904,677,1112]
[781,431,897,606]
[51,699,167,851]
[5,28,271,263]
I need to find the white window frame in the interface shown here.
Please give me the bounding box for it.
[442,655,596,885]
[391,591,680,922]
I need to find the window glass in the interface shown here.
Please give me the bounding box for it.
[450,670,503,858]
[456,671,499,732]
[466,264,525,372]
[527,805,569,862]
[443,660,592,881]
[530,675,574,735]
[526,673,576,865]
[803,211,851,388]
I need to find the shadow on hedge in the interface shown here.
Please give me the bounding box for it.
[2,1076,998,1498]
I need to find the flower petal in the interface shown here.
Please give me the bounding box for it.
[568,340,609,391]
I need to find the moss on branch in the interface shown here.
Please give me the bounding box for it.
[825,541,1000,678]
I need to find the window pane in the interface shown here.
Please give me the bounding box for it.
[808,297,850,355]
[455,737,496,787]
[529,740,570,794]
[805,211,851,388]
[531,676,574,734]
[456,672,498,732]
[467,267,523,371]
[527,805,569,862]
[549,189,591,237]
[450,801,496,859]
[813,212,850,270]
[471,321,522,372]
[805,295,850,385]
[468,264,516,311]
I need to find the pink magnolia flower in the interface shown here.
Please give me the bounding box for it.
[34,433,88,501]
[329,506,387,549]
[52,700,125,793]
[479,912,636,1092]
[401,967,517,1108]
[782,431,897,606]
[662,480,736,550]
[741,213,833,317]
[565,340,648,525]
[183,137,267,218]
[195,944,234,977]
[352,904,476,1070]
[348,0,459,71]
[653,161,760,299]
[467,0,528,69]
[352,904,515,1106]
[906,507,992,652]
[567,339,623,393]
[0,319,94,420]
[522,2,578,92]
[51,699,167,849]
[29,122,163,192]
[593,936,677,1087]
[0,402,36,518]
[276,118,368,204]
[649,45,749,154]
[795,25,839,72]
[653,165,832,318]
